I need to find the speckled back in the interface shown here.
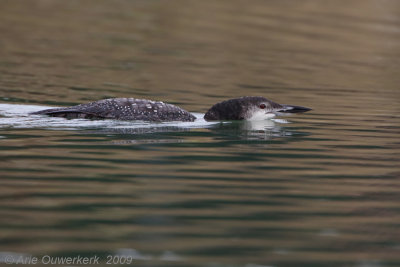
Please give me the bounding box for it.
[32,98,196,122]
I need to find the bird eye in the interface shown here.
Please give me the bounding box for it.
[259,103,266,109]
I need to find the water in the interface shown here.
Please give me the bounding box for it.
[0,1,399,266]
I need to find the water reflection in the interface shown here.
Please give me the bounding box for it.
[207,119,302,141]
[1,0,399,266]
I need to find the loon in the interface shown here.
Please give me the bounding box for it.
[31,96,311,122]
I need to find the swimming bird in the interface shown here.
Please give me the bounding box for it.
[31,96,311,122]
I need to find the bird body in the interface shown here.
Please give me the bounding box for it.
[31,96,311,122]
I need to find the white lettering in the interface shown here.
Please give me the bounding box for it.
[41,255,50,264]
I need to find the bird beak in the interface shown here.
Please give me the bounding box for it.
[278,104,312,113]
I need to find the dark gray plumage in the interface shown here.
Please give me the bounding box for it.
[31,98,196,122]
[204,96,311,121]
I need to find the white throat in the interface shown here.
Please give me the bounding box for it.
[247,110,276,121]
